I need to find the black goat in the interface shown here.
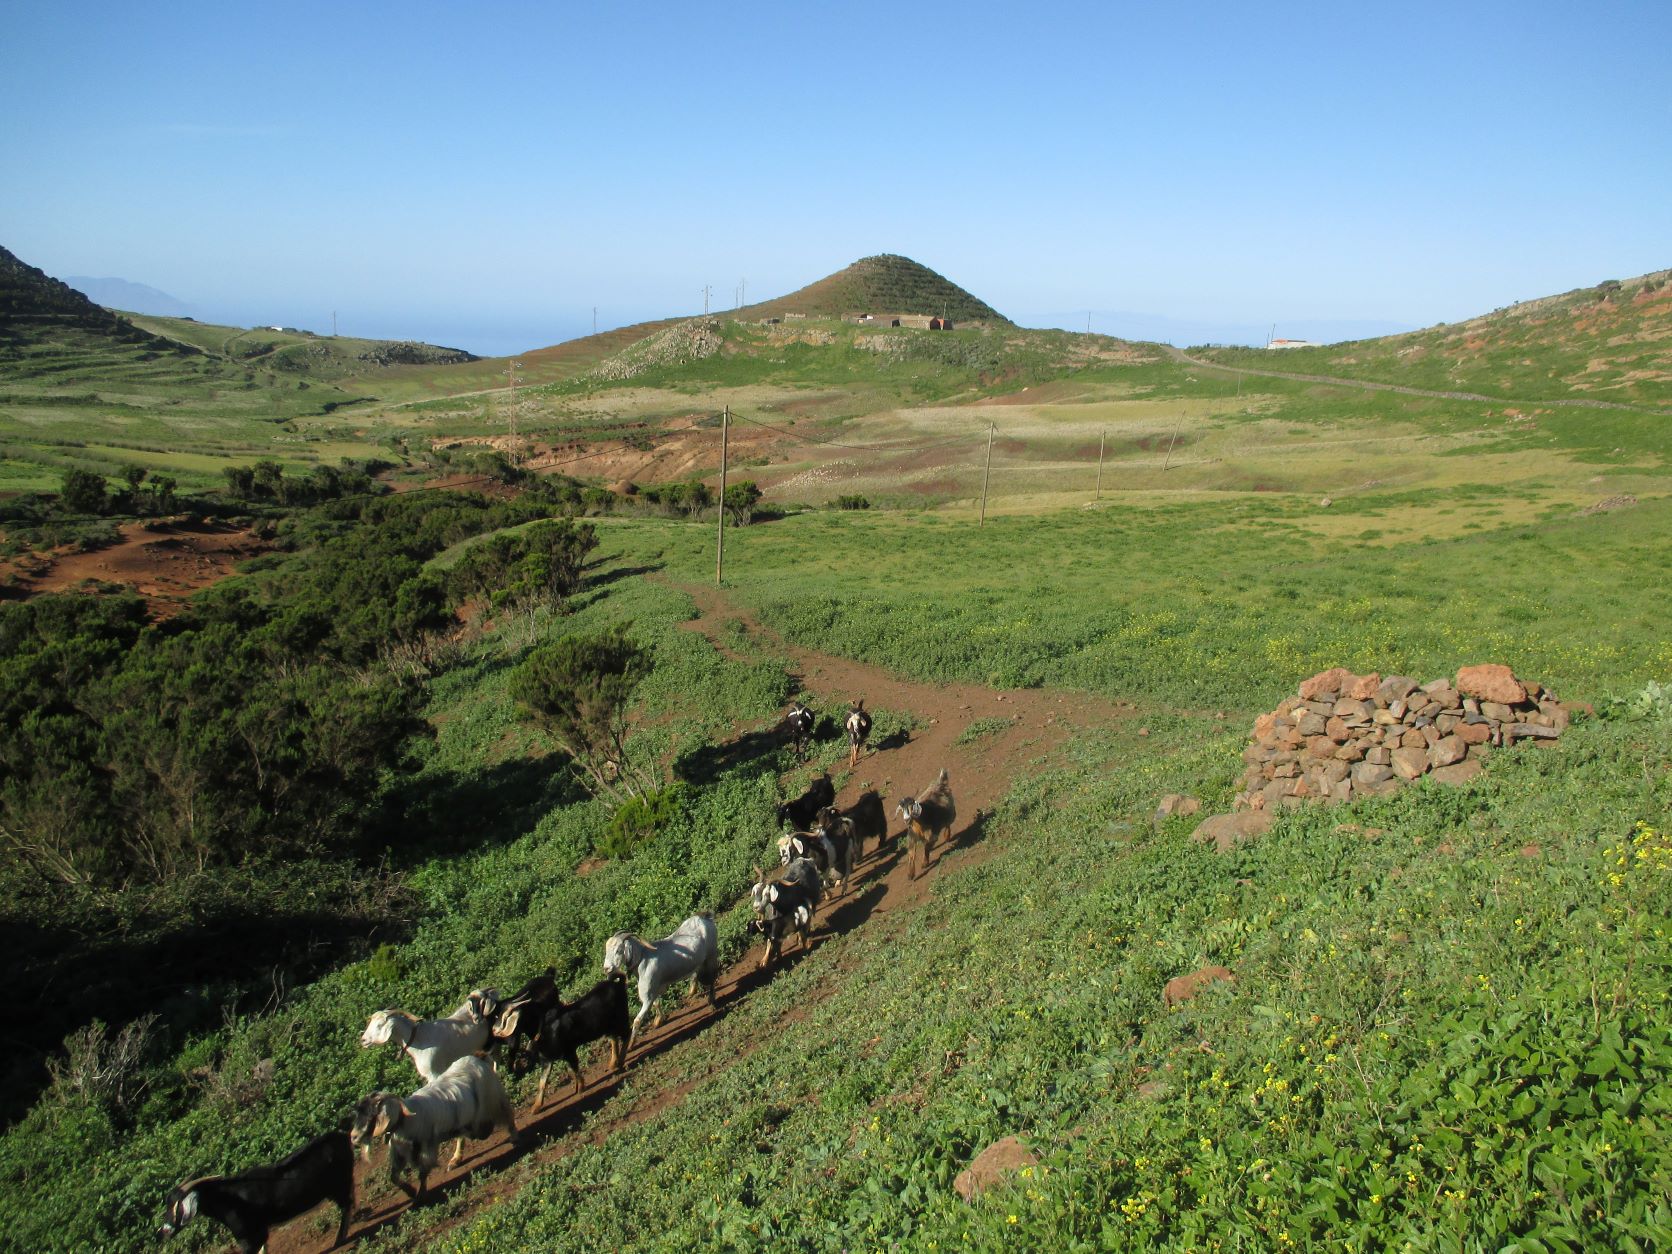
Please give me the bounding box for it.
[896,768,956,881]
[516,977,632,1107]
[814,790,888,862]
[749,861,823,969]
[778,826,854,895]
[490,967,563,1068]
[159,1130,354,1254]
[783,701,816,760]
[776,772,835,832]
[844,700,873,768]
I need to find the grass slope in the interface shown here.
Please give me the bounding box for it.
[1199,269,1672,408]
[3,480,1668,1250]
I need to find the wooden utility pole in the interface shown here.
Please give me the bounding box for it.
[1162,411,1183,471]
[715,405,729,585]
[979,422,995,526]
[505,358,522,440]
[1095,429,1105,501]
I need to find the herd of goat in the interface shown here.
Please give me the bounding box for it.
[158,698,962,1253]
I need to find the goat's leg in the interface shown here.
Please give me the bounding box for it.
[536,1063,551,1109]
[569,1060,584,1095]
[447,1136,465,1168]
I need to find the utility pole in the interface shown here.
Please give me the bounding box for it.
[740,277,746,307]
[331,310,337,337]
[1086,312,1091,335]
[716,405,729,585]
[979,422,995,526]
[1163,411,1183,472]
[1095,429,1105,501]
[703,285,711,316]
[505,358,522,441]
[593,306,597,336]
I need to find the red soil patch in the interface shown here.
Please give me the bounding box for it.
[0,519,269,618]
[268,583,1135,1253]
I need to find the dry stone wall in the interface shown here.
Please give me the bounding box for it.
[1236,664,1581,812]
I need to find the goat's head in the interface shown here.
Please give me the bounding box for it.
[601,932,637,979]
[359,1009,408,1049]
[895,798,922,823]
[491,1003,526,1041]
[350,1093,406,1150]
[776,834,798,867]
[466,988,501,1024]
[158,1177,214,1239]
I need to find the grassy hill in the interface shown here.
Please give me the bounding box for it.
[1197,269,1672,408]
[0,247,491,492]
[739,254,1010,324]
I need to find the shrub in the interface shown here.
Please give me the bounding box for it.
[597,783,688,859]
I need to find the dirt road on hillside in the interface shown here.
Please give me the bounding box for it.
[269,584,1133,1254]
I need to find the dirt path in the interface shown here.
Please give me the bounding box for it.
[269,583,1132,1253]
[1163,345,1672,416]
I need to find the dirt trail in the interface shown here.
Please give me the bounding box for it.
[270,583,1131,1253]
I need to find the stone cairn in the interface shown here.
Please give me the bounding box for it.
[1236,663,1578,812]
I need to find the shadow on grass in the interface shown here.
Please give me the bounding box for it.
[394,754,584,863]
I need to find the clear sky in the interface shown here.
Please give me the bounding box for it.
[4,1,1668,355]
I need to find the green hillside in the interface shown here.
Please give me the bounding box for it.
[740,254,1010,324]
[1199,269,1672,408]
[0,247,489,491]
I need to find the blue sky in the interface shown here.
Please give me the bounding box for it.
[4,1,1668,355]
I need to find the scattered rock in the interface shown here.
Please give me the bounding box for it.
[1430,760,1484,787]
[1154,794,1203,822]
[1163,965,1235,1008]
[1192,811,1275,853]
[954,1137,1039,1202]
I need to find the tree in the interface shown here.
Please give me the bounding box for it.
[724,480,762,526]
[223,465,255,499]
[151,476,177,514]
[513,623,655,804]
[59,469,107,516]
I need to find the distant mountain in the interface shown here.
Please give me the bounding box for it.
[0,244,186,353]
[740,255,1009,324]
[63,275,194,318]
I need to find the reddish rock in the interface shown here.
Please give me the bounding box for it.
[1458,721,1491,745]
[1163,965,1236,1008]
[1352,762,1394,786]
[1480,701,1514,724]
[1391,746,1431,780]
[1377,675,1419,704]
[1253,712,1279,743]
[1518,841,1541,858]
[1307,735,1338,758]
[954,1137,1039,1201]
[1344,672,1382,700]
[1401,729,1427,750]
[1324,716,1351,741]
[1299,667,1354,701]
[1298,713,1327,736]
[1428,735,1467,767]
[1154,794,1202,822]
[1456,664,1527,705]
[1192,811,1276,853]
[1431,759,1484,787]
[1333,740,1366,763]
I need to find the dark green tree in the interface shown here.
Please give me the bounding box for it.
[59,469,107,516]
[513,623,654,803]
[723,480,762,526]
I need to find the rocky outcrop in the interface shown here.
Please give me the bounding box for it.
[590,318,724,382]
[1235,666,1578,811]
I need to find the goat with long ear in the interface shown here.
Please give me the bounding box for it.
[159,1130,355,1254]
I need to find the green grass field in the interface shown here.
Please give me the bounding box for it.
[4,264,1672,1250]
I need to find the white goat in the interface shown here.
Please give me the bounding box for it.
[602,913,721,1044]
[350,1056,515,1203]
[359,989,497,1084]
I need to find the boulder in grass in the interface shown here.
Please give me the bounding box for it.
[1155,794,1203,822]
[1192,811,1276,853]
[954,1137,1038,1202]
[1456,664,1527,705]
[1163,965,1235,1008]
[1431,759,1484,787]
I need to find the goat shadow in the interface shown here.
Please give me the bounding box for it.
[674,726,787,786]
[566,560,664,614]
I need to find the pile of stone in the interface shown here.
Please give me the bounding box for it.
[590,318,723,382]
[1236,663,1578,812]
